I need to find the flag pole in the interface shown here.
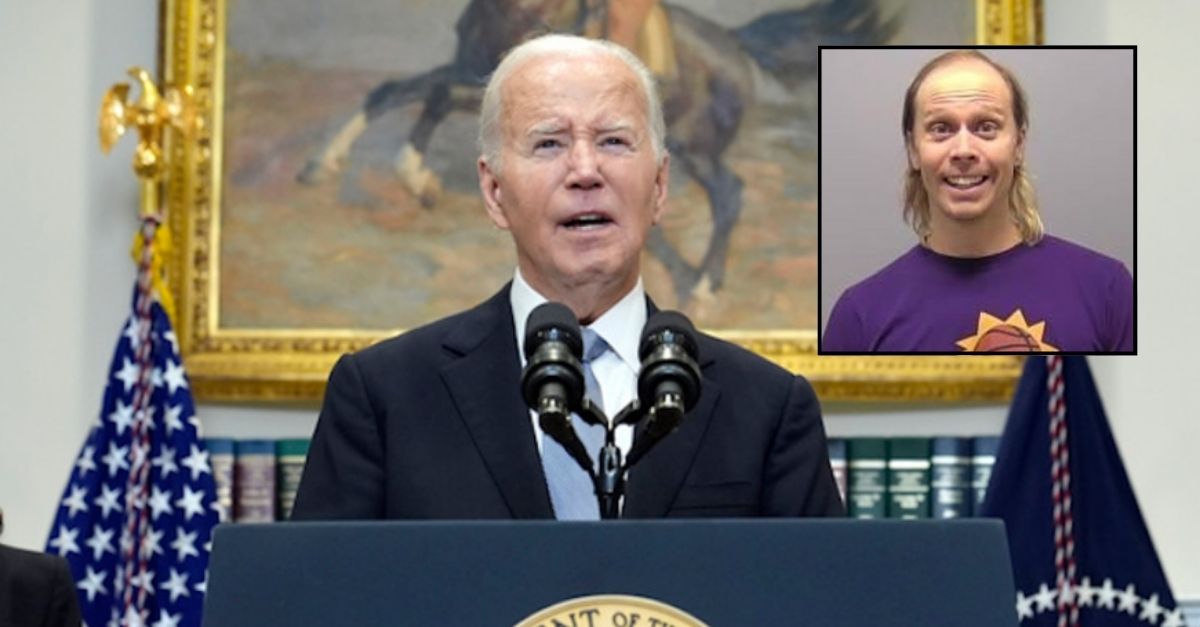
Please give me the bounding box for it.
[46,66,217,627]
[141,180,159,219]
[99,65,198,620]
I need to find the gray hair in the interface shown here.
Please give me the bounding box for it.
[477,34,667,172]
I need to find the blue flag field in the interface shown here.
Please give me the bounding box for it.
[980,356,1184,627]
[46,218,218,627]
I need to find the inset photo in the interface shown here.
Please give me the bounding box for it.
[819,47,1135,355]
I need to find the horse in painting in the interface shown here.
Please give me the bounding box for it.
[298,0,895,303]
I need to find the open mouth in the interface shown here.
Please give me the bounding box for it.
[944,175,988,190]
[562,213,614,230]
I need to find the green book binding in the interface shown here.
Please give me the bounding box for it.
[234,440,277,523]
[276,439,310,521]
[847,437,887,519]
[205,438,236,523]
[887,437,932,519]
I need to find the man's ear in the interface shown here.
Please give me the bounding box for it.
[650,153,670,225]
[478,157,509,230]
[905,134,919,171]
[1015,129,1027,167]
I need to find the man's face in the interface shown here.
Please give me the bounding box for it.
[907,59,1025,227]
[478,53,668,297]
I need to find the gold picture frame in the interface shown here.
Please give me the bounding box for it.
[160,0,1040,403]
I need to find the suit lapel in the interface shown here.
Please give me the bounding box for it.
[436,290,718,519]
[439,286,554,519]
[623,315,722,518]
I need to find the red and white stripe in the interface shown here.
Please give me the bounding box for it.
[1048,355,1079,627]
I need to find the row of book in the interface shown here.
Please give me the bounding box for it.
[207,435,1001,522]
[827,437,1000,519]
[205,438,310,523]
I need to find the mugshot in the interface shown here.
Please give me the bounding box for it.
[819,47,1135,354]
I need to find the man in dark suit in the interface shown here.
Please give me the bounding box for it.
[0,509,82,626]
[292,34,842,520]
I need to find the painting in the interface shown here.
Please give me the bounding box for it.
[160,0,1041,401]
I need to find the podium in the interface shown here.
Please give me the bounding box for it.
[204,519,1016,626]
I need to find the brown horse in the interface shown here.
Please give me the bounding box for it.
[298,0,895,304]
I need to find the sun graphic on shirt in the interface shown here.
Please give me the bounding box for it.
[956,309,1059,352]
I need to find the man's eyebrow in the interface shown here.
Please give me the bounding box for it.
[526,122,567,136]
[921,102,1009,119]
[596,122,634,134]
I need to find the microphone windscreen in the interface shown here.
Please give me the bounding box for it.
[639,310,699,360]
[524,302,582,359]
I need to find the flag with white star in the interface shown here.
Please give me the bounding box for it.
[980,356,1184,627]
[46,284,219,627]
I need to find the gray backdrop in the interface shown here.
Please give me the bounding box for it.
[819,48,1134,333]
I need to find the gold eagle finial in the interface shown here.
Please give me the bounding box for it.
[98,66,199,181]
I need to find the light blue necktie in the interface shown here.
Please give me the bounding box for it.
[542,327,609,520]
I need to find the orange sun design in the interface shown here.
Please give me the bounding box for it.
[956,309,1059,353]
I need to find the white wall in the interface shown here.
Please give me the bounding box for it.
[1042,0,1200,598]
[1,0,140,547]
[1,0,1195,599]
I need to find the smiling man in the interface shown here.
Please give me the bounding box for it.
[823,50,1133,353]
[293,35,842,521]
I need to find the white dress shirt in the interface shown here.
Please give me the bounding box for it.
[509,268,645,457]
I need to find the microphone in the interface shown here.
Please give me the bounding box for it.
[631,311,702,461]
[520,302,592,472]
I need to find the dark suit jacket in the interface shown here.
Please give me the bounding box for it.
[0,544,81,627]
[293,285,843,519]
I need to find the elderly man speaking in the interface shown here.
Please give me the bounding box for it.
[292,34,842,521]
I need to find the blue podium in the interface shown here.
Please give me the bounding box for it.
[203,519,1016,626]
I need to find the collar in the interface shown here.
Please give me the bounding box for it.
[510,268,646,372]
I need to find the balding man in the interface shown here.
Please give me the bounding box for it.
[824,50,1133,353]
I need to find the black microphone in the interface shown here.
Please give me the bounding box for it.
[631,311,702,462]
[520,302,592,472]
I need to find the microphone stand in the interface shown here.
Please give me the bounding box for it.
[571,399,679,520]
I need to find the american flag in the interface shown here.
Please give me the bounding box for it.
[45,217,219,627]
[980,356,1185,627]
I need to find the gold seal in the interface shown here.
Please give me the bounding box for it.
[515,594,707,627]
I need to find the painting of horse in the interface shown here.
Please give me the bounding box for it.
[219,0,896,331]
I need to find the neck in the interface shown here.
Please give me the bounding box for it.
[925,212,1022,258]
[520,267,638,325]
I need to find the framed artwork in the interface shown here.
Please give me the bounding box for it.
[159,0,1041,402]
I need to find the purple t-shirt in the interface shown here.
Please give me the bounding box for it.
[823,236,1134,353]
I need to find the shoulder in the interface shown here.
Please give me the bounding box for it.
[321,286,513,405]
[825,246,925,348]
[1036,231,1128,267]
[696,330,809,397]
[830,245,921,326]
[0,544,80,624]
[349,286,511,371]
[0,542,69,582]
[0,543,53,568]
[1024,236,1132,296]
[839,245,928,304]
